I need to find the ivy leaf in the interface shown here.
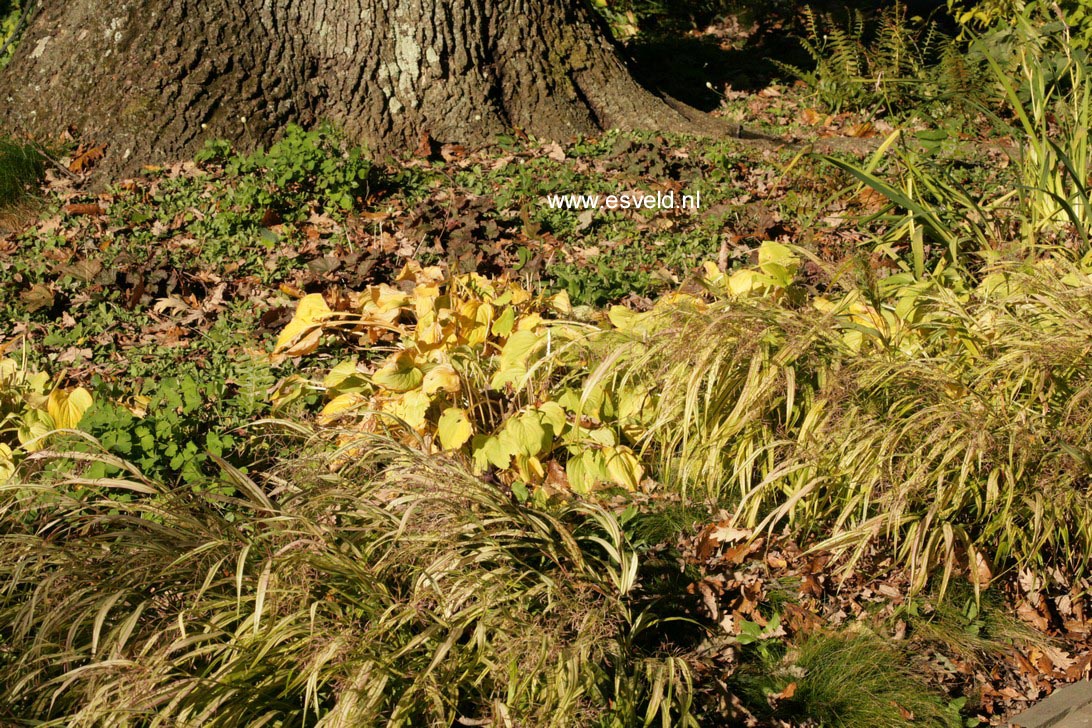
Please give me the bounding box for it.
[437,407,473,450]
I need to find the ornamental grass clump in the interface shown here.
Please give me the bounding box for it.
[0,438,695,727]
[590,254,1092,591]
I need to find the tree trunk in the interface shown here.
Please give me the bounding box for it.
[0,0,722,178]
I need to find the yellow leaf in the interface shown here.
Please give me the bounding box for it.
[491,306,516,337]
[365,284,410,313]
[506,413,551,456]
[323,359,363,389]
[604,446,643,490]
[384,388,431,430]
[422,364,461,395]
[472,432,517,471]
[509,286,532,305]
[516,313,542,331]
[702,261,725,282]
[729,269,761,296]
[0,443,14,484]
[535,401,567,434]
[437,407,473,450]
[18,409,53,451]
[549,290,572,315]
[608,305,637,330]
[319,392,368,424]
[514,454,545,481]
[372,351,424,392]
[47,387,93,429]
[274,294,332,355]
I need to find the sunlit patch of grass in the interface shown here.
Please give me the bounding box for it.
[733,630,954,728]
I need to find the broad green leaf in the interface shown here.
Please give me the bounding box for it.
[507,413,551,456]
[472,432,516,471]
[491,306,516,337]
[437,407,473,450]
[372,351,424,392]
[757,241,799,288]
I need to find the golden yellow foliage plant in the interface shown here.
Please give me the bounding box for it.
[271,263,651,495]
[0,356,93,482]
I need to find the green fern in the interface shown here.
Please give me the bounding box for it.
[775,3,960,114]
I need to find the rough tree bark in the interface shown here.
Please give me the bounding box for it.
[0,0,722,177]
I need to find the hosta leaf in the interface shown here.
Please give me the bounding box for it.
[319,392,368,424]
[274,294,332,355]
[18,410,53,451]
[0,443,14,484]
[372,351,424,392]
[514,454,545,481]
[472,432,516,471]
[365,283,410,312]
[323,359,364,389]
[757,240,800,287]
[535,401,567,434]
[437,407,473,450]
[385,388,431,430]
[507,413,551,456]
[47,387,93,430]
[608,306,637,330]
[492,330,545,389]
[549,290,572,315]
[566,449,609,494]
[491,306,516,337]
[422,364,460,395]
[729,269,762,296]
[604,446,643,490]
